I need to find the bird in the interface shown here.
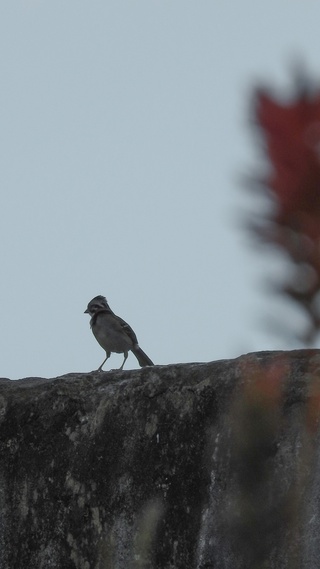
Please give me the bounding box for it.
[84,295,154,371]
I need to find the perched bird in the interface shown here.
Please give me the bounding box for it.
[84,295,154,371]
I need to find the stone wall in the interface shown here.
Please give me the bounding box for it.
[0,350,319,568]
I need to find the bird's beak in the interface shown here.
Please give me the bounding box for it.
[84,309,89,314]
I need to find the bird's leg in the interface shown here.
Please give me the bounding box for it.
[119,352,128,370]
[97,352,110,372]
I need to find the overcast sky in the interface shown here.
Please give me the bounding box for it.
[1,1,319,379]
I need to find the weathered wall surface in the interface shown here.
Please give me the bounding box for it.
[0,350,320,568]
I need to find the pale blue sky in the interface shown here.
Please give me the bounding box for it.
[1,1,319,379]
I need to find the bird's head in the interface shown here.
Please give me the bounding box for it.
[84,295,109,316]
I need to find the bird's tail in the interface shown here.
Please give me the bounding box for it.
[132,346,154,367]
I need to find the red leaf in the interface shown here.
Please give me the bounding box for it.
[256,89,320,238]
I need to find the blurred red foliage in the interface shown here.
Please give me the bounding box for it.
[253,76,320,343]
[305,375,320,434]
[241,357,288,409]
[257,89,320,235]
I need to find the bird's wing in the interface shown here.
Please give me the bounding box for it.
[114,315,139,346]
[92,306,139,346]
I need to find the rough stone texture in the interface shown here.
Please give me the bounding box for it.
[1,350,320,568]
